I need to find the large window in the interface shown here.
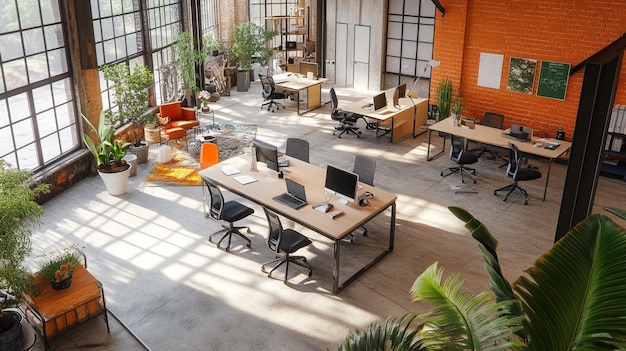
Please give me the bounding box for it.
[385,0,436,87]
[0,0,76,171]
[146,0,181,103]
[250,0,299,26]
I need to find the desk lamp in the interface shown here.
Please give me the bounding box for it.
[407,59,440,99]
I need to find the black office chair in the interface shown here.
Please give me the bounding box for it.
[441,134,478,183]
[261,76,286,112]
[472,112,508,163]
[261,207,313,282]
[330,87,361,138]
[494,143,542,205]
[202,176,255,252]
[285,138,309,163]
[351,155,376,239]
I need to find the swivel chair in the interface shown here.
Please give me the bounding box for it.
[441,134,478,183]
[260,76,286,112]
[473,112,507,164]
[330,87,361,138]
[261,207,313,282]
[494,143,542,205]
[202,176,255,251]
[350,155,376,240]
[285,138,309,163]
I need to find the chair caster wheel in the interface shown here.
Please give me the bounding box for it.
[493,191,497,195]
[302,258,307,262]
[308,271,313,277]
[246,243,251,248]
[440,172,444,176]
[225,247,230,252]
[473,180,477,184]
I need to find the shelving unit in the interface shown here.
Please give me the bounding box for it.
[602,104,626,181]
[266,12,312,71]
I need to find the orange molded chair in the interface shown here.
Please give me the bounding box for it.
[199,143,219,169]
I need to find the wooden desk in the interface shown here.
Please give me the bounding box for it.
[273,74,328,115]
[341,88,428,142]
[199,155,397,294]
[427,117,572,201]
[21,265,109,351]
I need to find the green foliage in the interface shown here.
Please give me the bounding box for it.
[451,97,464,116]
[231,22,277,71]
[100,63,154,146]
[331,314,423,351]
[37,245,82,284]
[0,160,49,309]
[174,31,205,90]
[203,34,221,54]
[436,78,453,121]
[82,111,131,172]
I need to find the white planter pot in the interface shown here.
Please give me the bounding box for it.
[98,165,131,195]
[122,154,137,177]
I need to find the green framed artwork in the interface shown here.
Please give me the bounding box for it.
[507,57,537,94]
[536,61,571,100]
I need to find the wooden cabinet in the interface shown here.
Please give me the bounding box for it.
[266,14,309,69]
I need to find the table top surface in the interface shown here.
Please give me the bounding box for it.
[341,88,427,121]
[273,73,328,89]
[430,117,572,159]
[199,155,397,240]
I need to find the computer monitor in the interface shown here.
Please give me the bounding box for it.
[252,139,280,172]
[373,92,387,112]
[392,83,406,108]
[396,83,406,98]
[299,61,318,78]
[324,165,359,204]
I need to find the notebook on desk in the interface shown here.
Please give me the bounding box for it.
[272,178,307,209]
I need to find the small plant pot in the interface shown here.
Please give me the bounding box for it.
[51,276,72,290]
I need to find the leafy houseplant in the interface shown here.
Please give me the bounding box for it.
[331,206,626,350]
[0,160,49,350]
[37,245,82,291]
[436,77,453,122]
[231,22,276,92]
[203,34,221,56]
[451,97,464,116]
[174,31,205,106]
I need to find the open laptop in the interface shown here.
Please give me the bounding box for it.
[504,123,533,141]
[272,178,307,209]
[373,92,388,112]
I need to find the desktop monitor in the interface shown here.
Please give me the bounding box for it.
[373,92,387,112]
[324,165,359,203]
[396,83,406,98]
[299,61,318,78]
[252,139,280,172]
[392,83,406,108]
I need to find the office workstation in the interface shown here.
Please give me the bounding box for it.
[272,65,328,115]
[199,149,397,294]
[341,86,428,142]
[427,117,572,201]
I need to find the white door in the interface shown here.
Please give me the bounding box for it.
[335,23,348,86]
[353,25,370,90]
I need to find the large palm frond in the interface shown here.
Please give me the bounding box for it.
[331,313,424,351]
[410,262,524,351]
[515,214,626,350]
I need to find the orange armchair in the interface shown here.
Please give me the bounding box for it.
[156,101,200,146]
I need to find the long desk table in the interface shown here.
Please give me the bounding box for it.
[341,88,428,142]
[427,117,572,201]
[199,155,397,294]
[273,73,329,115]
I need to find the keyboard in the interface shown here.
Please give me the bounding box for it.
[278,159,289,167]
[273,193,306,209]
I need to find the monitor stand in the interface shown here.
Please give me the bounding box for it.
[337,198,349,205]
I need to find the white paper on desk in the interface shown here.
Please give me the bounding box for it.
[221,165,240,175]
[234,175,257,185]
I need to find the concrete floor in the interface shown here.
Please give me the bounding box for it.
[27,81,626,350]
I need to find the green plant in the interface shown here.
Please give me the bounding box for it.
[0,160,49,313]
[451,96,464,116]
[436,77,453,121]
[100,63,155,146]
[82,111,131,173]
[331,206,626,350]
[37,245,82,284]
[231,22,276,71]
[174,31,205,90]
[203,34,221,55]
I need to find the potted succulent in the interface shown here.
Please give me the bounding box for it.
[174,31,205,107]
[0,160,49,351]
[36,245,82,291]
[82,112,132,195]
[231,22,276,92]
[331,206,626,350]
[100,62,155,164]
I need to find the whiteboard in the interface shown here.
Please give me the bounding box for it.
[477,53,504,89]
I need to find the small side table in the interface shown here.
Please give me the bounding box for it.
[20,265,110,351]
[196,108,217,128]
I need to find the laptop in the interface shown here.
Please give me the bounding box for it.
[504,123,533,141]
[373,92,388,112]
[273,178,307,209]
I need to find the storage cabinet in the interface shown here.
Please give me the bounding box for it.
[602,105,626,180]
[266,14,309,71]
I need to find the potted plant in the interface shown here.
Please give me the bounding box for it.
[198,90,211,112]
[450,96,464,126]
[0,160,49,351]
[100,62,154,164]
[203,34,221,57]
[82,112,132,196]
[174,31,205,107]
[436,77,453,122]
[231,23,276,92]
[36,245,82,291]
[331,206,626,350]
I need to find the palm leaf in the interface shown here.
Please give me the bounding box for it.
[411,262,524,351]
[605,207,626,220]
[331,313,424,351]
[515,214,626,350]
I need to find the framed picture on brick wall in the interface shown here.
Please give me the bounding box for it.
[507,57,537,94]
[536,61,571,100]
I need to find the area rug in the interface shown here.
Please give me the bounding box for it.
[142,124,256,187]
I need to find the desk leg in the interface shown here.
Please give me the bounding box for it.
[427,130,446,161]
[332,240,341,294]
[543,160,553,201]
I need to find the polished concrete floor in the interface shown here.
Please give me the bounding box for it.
[27,81,626,350]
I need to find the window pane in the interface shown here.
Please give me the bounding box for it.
[93,20,102,42]
[16,144,38,170]
[421,0,437,17]
[5,59,28,90]
[44,24,64,50]
[52,78,71,105]
[0,33,24,62]
[27,53,50,83]
[48,48,68,76]
[388,22,402,39]
[0,99,8,127]
[387,38,401,56]
[33,84,54,113]
[0,125,15,156]
[104,39,116,63]
[18,0,42,28]
[389,0,403,14]
[56,102,73,129]
[0,1,19,33]
[23,28,45,55]
[0,66,4,93]
[100,0,113,17]
[101,18,114,40]
[402,41,417,59]
[14,118,35,148]
[59,125,78,153]
[417,42,433,60]
[403,23,418,41]
[41,0,61,25]
[111,0,124,15]
[40,133,61,163]
[114,15,125,36]
[126,33,139,55]
[386,56,400,74]
[37,109,56,137]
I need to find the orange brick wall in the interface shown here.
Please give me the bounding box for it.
[430,0,626,141]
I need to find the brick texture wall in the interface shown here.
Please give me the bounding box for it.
[430,0,626,141]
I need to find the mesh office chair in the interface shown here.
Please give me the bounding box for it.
[472,112,507,163]
[202,176,255,251]
[261,76,286,112]
[494,143,542,205]
[285,138,309,163]
[330,87,361,138]
[261,207,313,282]
[441,134,478,183]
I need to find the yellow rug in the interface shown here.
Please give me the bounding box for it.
[143,148,202,186]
